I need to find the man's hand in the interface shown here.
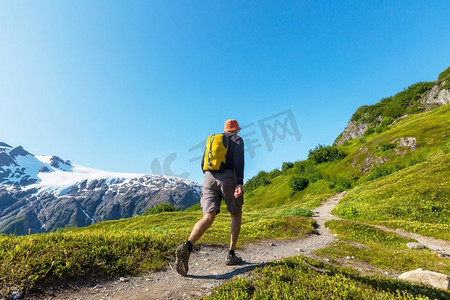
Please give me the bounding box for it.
[234,184,243,198]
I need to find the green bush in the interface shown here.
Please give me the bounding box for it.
[143,203,178,215]
[380,141,396,151]
[289,176,309,195]
[364,127,375,136]
[437,67,450,90]
[244,169,281,192]
[281,161,294,172]
[308,144,346,164]
[292,160,323,182]
[328,176,353,192]
[278,207,313,217]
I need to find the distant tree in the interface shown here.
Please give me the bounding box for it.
[281,162,294,172]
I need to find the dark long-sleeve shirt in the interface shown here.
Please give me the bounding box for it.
[201,132,245,185]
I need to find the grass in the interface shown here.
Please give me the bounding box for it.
[0,230,174,296]
[315,220,450,275]
[333,153,450,240]
[205,256,449,300]
[0,208,314,296]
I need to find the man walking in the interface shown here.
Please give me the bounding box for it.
[175,119,245,276]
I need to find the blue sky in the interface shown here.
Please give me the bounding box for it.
[1,1,450,184]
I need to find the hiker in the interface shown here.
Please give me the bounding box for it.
[175,119,245,276]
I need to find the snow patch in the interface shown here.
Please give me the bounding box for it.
[80,207,96,222]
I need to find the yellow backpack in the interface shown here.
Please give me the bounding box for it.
[202,133,229,171]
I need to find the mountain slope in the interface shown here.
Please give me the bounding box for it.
[335,67,450,145]
[243,68,450,241]
[0,143,201,235]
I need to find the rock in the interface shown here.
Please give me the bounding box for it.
[429,245,445,252]
[406,242,426,249]
[398,268,450,290]
[423,81,450,106]
[359,156,374,174]
[395,137,417,152]
[336,120,369,145]
[39,166,50,173]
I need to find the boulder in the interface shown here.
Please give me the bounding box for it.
[398,268,450,290]
[422,81,450,106]
[429,245,445,252]
[406,242,426,249]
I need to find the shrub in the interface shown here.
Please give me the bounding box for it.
[244,169,282,192]
[143,203,178,215]
[278,207,313,217]
[364,127,375,136]
[328,176,353,192]
[293,160,322,182]
[308,144,346,164]
[289,176,309,195]
[350,81,434,126]
[281,162,294,172]
[379,141,396,151]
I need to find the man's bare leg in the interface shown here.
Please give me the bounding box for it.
[188,211,216,244]
[230,213,242,250]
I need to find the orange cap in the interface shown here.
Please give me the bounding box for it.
[224,119,241,132]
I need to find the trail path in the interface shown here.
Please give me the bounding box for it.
[28,191,449,300]
[373,225,450,253]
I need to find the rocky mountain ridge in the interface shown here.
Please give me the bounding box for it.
[0,143,201,235]
[336,67,450,145]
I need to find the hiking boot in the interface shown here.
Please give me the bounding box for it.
[226,254,243,265]
[175,242,190,276]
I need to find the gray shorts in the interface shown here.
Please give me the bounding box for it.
[200,170,243,215]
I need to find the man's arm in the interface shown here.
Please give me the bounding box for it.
[233,136,244,193]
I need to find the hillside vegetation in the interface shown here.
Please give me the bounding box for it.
[0,209,314,296]
[243,104,450,239]
[205,256,449,299]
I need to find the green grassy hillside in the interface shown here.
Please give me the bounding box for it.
[334,153,450,240]
[244,105,450,231]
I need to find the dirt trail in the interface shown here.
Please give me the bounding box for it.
[373,225,450,253]
[28,192,346,300]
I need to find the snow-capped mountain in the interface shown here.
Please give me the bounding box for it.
[0,142,201,235]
